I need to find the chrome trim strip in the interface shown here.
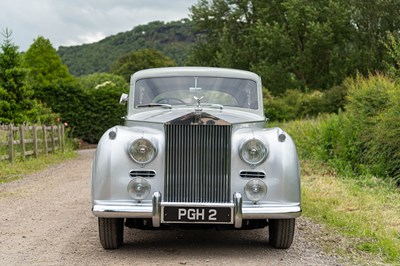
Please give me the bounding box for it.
[130,169,156,178]
[242,205,301,219]
[152,192,161,227]
[92,202,301,220]
[92,205,152,218]
[161,202,234,208]
[239,170,266,178]
[234,192,243,228]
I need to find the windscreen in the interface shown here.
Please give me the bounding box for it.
[134,76,258,109]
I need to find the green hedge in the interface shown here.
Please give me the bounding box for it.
[34,82,127,143]
[281,75,400,183]
[264,85,347,121]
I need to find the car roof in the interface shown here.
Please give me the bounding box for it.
[130,67,261,84]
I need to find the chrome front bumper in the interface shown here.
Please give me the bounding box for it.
[92,192,302,229]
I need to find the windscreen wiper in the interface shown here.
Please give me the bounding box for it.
[136,103,172,109]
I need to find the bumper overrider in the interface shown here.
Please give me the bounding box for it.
[92,192,301,228]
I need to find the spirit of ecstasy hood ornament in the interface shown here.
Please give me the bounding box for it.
[193,96,204,112]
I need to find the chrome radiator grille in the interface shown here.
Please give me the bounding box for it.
[165,124,231,203]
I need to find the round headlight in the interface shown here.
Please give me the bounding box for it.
[244,179,267,203]
[240,138,268,166]
[128,138,156,164]
[127,177,151,200]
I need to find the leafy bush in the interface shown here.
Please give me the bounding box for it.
[36,76,128,144]
[282,74,400,183]
[78,73,128,143]
[345,75,400,181]
[34,84,85,134]
[264,85,347,121]
[80,85,127,143]
[22,37,127,143]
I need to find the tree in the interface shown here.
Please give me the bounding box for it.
[111,48,176,81]
[22,36,81,127]
[23,36,76,88]
[188,0,400,95]
[0,29,54,124]
[384,32,400,79]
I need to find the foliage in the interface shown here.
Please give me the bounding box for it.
[0,29,56,125]
[383,32,400,79]
[111,48,176,81]
[23,36,77,88]
[264,85,347,121]
[345,74,400,181]
[79,72,128,91]
[188,0,400,95]
[78,73,129,143]
[34,83,85,135]
[281,74,400,183]
[22,35,81,125]
[58,20,195,76]
[23,35,129,143]
[33,81,126,144]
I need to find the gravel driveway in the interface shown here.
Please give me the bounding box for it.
[0,149,346,265]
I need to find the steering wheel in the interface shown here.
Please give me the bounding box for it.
[156,98,186,105]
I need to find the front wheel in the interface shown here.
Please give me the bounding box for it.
[268,218,295,249]
[98,218,124,249]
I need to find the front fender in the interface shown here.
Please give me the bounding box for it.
[91,125,165,205]
[231,127,301,206]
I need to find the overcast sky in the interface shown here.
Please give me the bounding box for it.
[0,0,198,51]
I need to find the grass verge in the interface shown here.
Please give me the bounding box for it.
[0,150,77,184]
[302,160,400,264]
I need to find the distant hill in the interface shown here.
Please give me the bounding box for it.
[57,19,196,76]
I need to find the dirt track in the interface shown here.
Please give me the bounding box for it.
[0,149,346,265]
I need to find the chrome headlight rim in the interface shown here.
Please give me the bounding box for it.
[127,177,151,200]
[244,179,268,203]
[239,138,268,166]
[128,137,157,165]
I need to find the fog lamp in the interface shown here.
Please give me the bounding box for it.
[244,179,267,203]
[127,177,151,200]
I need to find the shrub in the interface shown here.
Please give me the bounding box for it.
[283,74,400,183]
[35,81,127,144]
[78,73,128,143]
[264,85,347,121]
[344,74,399,180]
[80,85,126,143]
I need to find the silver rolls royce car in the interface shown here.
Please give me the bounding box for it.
[92,67,301,250]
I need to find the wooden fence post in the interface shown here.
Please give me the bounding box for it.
[61,124,65,152]
[57,125,62,151]
[8,124,14,163]
[43,125,48,156]
[33,126,38,158]
[1,123,68,161]
[51,125,55,152]
[20,125,25,160]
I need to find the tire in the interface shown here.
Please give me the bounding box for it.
[98,217,124,249]
[268,218,295,249]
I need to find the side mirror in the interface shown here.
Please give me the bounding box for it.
[119,93,128,105]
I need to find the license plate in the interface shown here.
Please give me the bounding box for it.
[162,206,233,224]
